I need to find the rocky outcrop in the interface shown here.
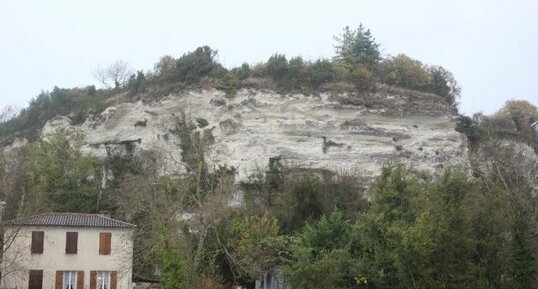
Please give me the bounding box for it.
[41,89,468,181]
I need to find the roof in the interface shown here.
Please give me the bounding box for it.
[4,213,136,228]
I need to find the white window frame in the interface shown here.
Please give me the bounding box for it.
[63,271,77,289]
[97,271,111,289]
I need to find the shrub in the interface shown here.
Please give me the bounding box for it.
[196,118,209,128]
[230,63,251,80]
[134,119,147,127]
[348,65,375,92]
[174,46,226,84]
[277,176,323,233]
[264,54,290,87]
[287,56,306,87]
[426,65,461,105]
[215,74,239,97]
[309,59,334,87]
[154,55,176,77]
[127,70,146,94]
[380,54,429,90]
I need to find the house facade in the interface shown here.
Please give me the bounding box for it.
[1,213,135,289]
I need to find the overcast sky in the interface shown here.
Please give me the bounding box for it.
[0,0,536,116]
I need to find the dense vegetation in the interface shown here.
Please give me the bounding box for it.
[1,99,537,288]
[456,100,538,152]
[0,24,460,145]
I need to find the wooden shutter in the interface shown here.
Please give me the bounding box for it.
[29,270,43,289]
[31,231,44,254]
[55,271,63,289]
[110,271,117,289]
[99,232,112,255]
[77,271,84,289]
[90,271,97,289]
[66,232,78,254]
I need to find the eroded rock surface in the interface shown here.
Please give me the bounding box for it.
[41,89,468,181]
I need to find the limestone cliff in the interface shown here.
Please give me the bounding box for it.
[41,88,468,181]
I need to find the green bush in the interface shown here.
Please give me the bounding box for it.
[309,59,334,87]
[380,54,429,90]
[283,210,359,289]
[230,63,251,80]
[215,74,239,97]
[426,65,461,105]
[174,46,226,84]
[348,64,375,92]
[127,70,146,94]
[264,54,290,87]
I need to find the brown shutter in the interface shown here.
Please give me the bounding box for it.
[99,232,112,255]
[29,270,43,289]
[90,271,97,289]
[77,271,84,289]
[31,231,44,254]
[99,233,105,254]
[110,271,117,289]
[55,271,63,289]
[106,233,112,254]
[66,232,78,254]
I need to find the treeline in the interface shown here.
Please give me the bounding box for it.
[0,86,112,145]
[457,100,538,152]
[0,24,460,145]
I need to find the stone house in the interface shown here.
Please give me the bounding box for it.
[1,213,135,289]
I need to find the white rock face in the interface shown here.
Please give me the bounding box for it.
[41,89,468,181]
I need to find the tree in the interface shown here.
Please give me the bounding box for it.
[264,54,290,88]
[276,176,323,233]
[426,65,461,105]
[0,145,31,220]
[127,70,146,94]
[358,165,422,289]
[475,140,538,289]
[25,128,101,213]
[222,212,289,283]
[283,210,359,289]
[309,59,334,88]
[493,100,538,144]
[380,54,429,90]
[409,171,486,289]
[116,114,235,287]
[0,106,19,123]
[174,46,225,84]
[154,55,176,77]
[334,24,381,68]
[94,60,133,89]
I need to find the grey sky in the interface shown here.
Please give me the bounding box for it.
[0,0,536,116]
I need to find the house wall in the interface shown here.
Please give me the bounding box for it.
[1,226,134,289]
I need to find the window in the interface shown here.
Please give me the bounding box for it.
[31,231,44,254]
[90,271,117,289]
[63,271,77,289]
[56,271,83,289]
[65,232,78,254]
[97,271,110,289]
[29,270,43,289]
[99,232,111,255]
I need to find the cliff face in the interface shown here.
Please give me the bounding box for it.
[41,88,468,181]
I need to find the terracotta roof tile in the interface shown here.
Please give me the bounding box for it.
[4,213,135,228]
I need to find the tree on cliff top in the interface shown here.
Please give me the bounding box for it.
[334,24,381,68]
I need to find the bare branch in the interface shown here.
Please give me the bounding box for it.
[93,60,133,89]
